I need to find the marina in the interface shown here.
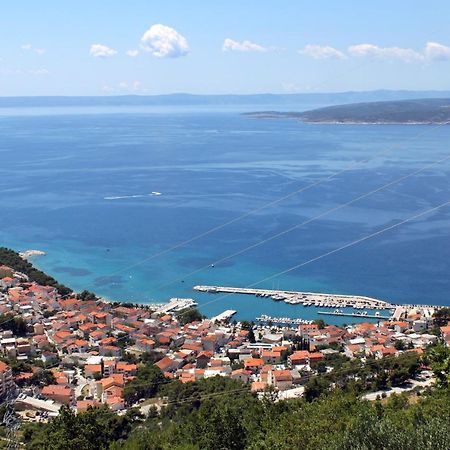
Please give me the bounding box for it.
[193,285,394,311]
[255,314,313,326]
[317,310,392,320]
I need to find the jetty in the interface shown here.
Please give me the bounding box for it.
[193,285,393,310]
[156,298,198,314]
[211,310,237,323]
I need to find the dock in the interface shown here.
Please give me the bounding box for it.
[211,310,237,323]
[255,315,313,326]
[317,310,391,320]
[193,285,393,310]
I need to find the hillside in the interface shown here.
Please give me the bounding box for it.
[246,98,450,124]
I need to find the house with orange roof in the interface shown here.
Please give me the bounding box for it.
[41,384,73,405]
[261,350,282,365]
[344,343,365,359]
[59,298,81,311]
[85,364,102,378]
[89,311,111,326]
[389,321,410,333]
[134,337,155,352]
[89,330,107,345]
[298,323,319,337]
[269,370,293,390]
[376,346,398,359]
[105,395,125,411]
[440,325,450,346]
[74,339,90,353]
[0,277,16,289]
[179,371,196,383]
[231,368,251,383]
[155,356,182,373]
[181,342,202,353]
[289,350,310,366]
[77,322,98,337]
[308,351,324,367]
[116,362,138,377]
[114,323,135,334]
[201,334,218,352]
[99,337,117,347]
[76,399,101,412]
[196,350,213,369]
[95,374,125,401]
[99,345,121,357]
[244,358,264,372]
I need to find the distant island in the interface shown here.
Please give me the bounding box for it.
[245,98,450,124]
[2,91,450,108]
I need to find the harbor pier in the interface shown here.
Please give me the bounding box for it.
[193,285,394,311]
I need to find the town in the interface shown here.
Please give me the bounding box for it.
[0,251,449,431]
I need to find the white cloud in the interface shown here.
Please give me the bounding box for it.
[424,41,450,61]
[29,68,49,75]
[222,38,268,52]
[141,24,189,58]
[102,81,143,93]
[281,82,302,93]
[299,44,346,60]
[348,43,423,62]
[21,44,46,55]
[126,49,139,57]
[90,44,117,58]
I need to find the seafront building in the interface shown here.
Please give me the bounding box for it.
[0,265,448,420]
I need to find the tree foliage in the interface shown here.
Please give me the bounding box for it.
[433,307,450,327]
[23,406,133,449]
[0,247,72,296]
[176,308,204,326]
[123,364,165,404]
[0,313,28,336]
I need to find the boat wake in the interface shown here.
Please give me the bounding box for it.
[104,192,162,200]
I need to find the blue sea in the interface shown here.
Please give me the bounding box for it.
[0,104,449,324]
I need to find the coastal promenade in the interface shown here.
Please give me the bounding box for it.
[193,285,394,310]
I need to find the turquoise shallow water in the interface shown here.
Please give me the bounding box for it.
[0,105,449,323]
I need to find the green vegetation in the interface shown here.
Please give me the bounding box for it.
[22,406,134,450]
[433,307,450,327]
[312,319,326,329]
[20,364,450,450]
[0,247,72,296]
[123,364,165,405]
[0,313,28,336]
[175,307,204,326]
[29,370,57,387]
[425,343,450,388]
[304,352,421,400]
[76,290,98,301]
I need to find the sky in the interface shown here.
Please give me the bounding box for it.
[1,1,450,96]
